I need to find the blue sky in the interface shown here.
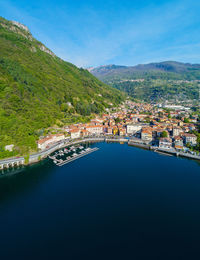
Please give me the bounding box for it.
[1,0,200,67]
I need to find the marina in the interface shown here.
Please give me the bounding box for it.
[48,145,99,167]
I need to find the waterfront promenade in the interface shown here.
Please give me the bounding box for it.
[0,137,105,170]
[128,139,200,161]
[0,136,199,170]
[0,136,126,169]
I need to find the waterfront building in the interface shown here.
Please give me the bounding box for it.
[113,126,118,135]
[85,125,103,135]
[126,124,142,135]
[159,138,172,149]
[70,129,81,139]
[182,133,197,146]
[119,128,126,136]
[80,129,89,137]
[141,127,153,142]
[106,127,113,135]
[37,134,65,150]
[173,136,184,150]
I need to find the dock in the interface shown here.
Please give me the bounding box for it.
[57,147,99,166]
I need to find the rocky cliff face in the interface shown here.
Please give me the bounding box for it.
[11,21,29,32]
[0,17,55,56]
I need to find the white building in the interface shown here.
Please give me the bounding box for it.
[141,128,152,142]
[70,129,81,139]
[182,134,197,146]
[85,125,103,135]
[5,144,14,152]
[159,138,172,149]
[37,134,65,150]
[172,127,182,137]
[126,124,142,135]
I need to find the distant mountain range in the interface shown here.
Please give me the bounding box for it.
[89,61,200,80]
[89,61,200,103]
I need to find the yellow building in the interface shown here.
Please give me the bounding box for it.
[113,128,119,135]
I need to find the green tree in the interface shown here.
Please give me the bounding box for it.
[115,117,120,123]
[184,118,190,123]
[161,131,168,138]
[24,155,30,164]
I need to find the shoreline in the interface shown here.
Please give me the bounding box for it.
[0,137,200,171]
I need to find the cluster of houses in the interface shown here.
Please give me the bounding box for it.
[37,100,199,152]
[140,126,197,150]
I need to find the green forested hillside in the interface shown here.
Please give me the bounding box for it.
[112,79,199,103]
[0,17,123,157]
[90,63,200,103]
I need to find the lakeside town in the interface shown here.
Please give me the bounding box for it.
[36,99,200,156]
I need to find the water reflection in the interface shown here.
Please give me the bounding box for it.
[0,159,53,203]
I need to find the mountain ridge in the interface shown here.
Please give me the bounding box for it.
[89,61,200,78]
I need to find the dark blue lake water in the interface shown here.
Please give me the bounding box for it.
[0,142,200,259]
